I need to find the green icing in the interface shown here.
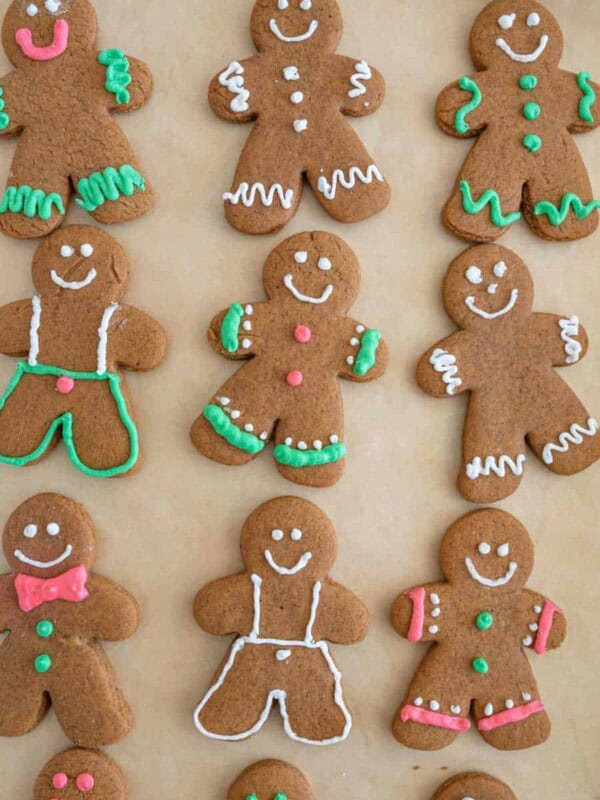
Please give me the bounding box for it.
[0,186,64,220]
[523,101,541,121]
[274,442,346,468]
[76,165,146,213]
[454,76,482,134]
[523,134,542,153]
[203,404,265,455]
[534,193,600,225]
[353,329,382,376]
[0,87,9,130]
[36,620,54,638]
[98,49,132,105]
[472,657,489,674]
[0,362,138,478]
[519,74,538,91]
[476,612,494,631]
[460,180,522,227]
[34,654,52,673]
[577,72,596,123]
[220,304,244,353]
[274,795,288,800]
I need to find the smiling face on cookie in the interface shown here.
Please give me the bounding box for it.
[3,493,96,579]
[470,0,563,70]
[240,496,337,581]
[443,245,533,331]
[31,225,129,303]
[228,759,316,800]
[440,509,534,594]
[34,748,127,800]
[263,232,360,314]
[2,0,98,68]
[251,0,343,53]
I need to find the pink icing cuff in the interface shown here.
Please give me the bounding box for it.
[534,601,561,654]
[400,704,471,732]
[405,587,426,643]
[478,699,544,732]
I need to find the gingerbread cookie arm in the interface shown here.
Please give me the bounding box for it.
[311,580,369,644]
[209,56,261,123]
[207,302,263,360]
[0,299,34,356]
[72,575,139,641]
[560,69,600,133]
[532,312,589,368]
[417,332,474,398]
[336,56,386,117]
[110,305,167,371]
[339,318,388,382]
[194,573,255,635]
[436,73,490,138]
[0,574,19,630]
[521,590,566,654]
[0,70,26,135]
[97,51,153,112]
[391,582,450,643]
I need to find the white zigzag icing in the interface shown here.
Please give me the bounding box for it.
[558,316,582,364]
[466,454,526,480]
[542,418,599,465]
[429,348,462,395]
[317,165,384,201]
[218,61,250,113]
[348,60,372,98]
[224,182,294,209]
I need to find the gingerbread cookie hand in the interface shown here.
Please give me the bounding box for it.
[34,748,128,800]
[227,760,316,800]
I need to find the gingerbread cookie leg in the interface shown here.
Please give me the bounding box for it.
[0,643,49,736]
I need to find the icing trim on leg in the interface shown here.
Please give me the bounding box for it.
[0,185,65,220]
[399,704,471,732]
[466,454,526,480]
[224,182,294,209]
[317,165,384,201]
[459,180,522,227]
[203,404,265,455]
[353,329,382,376]
[76,165,146,212]
[220,303,244,353]
[477,699,544,732]
[542,418,599,465]
[534,193,600,226]
[274,441,346,468]
[98,49,132,105]
[405,587,426,643]
[0,88,9,130]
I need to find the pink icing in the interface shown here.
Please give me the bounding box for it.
[286,370,304,387]
[56,375,75,395]
[52,773,68,790]
[534,601,561,654]
[294,324,312,344]
[15,19,69,61]
[405,586,426,643]
[75,774,95,792]
[478,699,544,732]
[400,704,471,732]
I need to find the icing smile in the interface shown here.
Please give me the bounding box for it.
[50,268,97,290]
[465,288,519,319]
[284,273,333,304]
[15,18,69,61]
[465,556,517,587]
[14,543,73,569]
[269,18,319,42]
[495,34,549,63]
[264,548,313,575]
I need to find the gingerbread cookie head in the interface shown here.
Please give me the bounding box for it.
[34,748,127,800]
[470,0,563,71]
[440,509,534,595]
[263,231,360,314]
[31,225,129,303]
[227,759,316,800]
[2,0,97,68]
[240,496,337,582]
[250,0,343,54]
[3,493,96,580]
[432,771,518,800]
[442,244,534,332]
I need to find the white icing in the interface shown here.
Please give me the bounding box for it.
[265,548,313,575]
[60,244,74,257]
[298,441,307,450]
[487,284,498,295]
[465,556,518,588]
[45,0,61,11]
[245,305,253,315]
[414,697,424,706]
[283,66,300,81]
[14,544,72,569]
[28,296,41,367]
[428,625,439,634]
[465,266,483,285]
[348,60,372,98]
[50,268,97,290]
[528,12,541,27]
[290,91,304,104]
[529,622,538,631]
[330,435,339,443]
[534,605,542,614]
[484,703,494,717]
[313,440,322,450]
[242,338,252,349]
[218,62,250,113]
[317,165,384,200]
[498,13,515,30]
[218,397,230,406]
[269,18,319,43]
[494,261,507,278]
[497,543,510,557]
[231,410,241,419]
[478,542,491,555]
[429,348,462,395]
[559,316,582,364]
[466,453,526,480]
[295,251,308,263]
[495,34,549,63]
[346,356,354,366]
[465,288,519,319]
[430,594,440,605]
[260,432,269,441]
[244,424,254,432]
[80,243,94,257]
[272,529,284,541]
[243,321,252,331]
[350,338,359,346]
[451,705,461,715]
[46,523,60,536]
[318,257,332,271]
[26,3,38,16]
[429,700,440,711]
[506,699,515,709]
[276,649,292,661]
[522,692,532,701]
[278,0,288,8]
[97,302,118,376]
[285,437,293,446]
[523,635,533,646]
[284,273,333,304]
[293,119,308,132]
[224,182,294,209]
[23,524,37,539]
[542,418,599,464]
[300,0,312,9]
[291,528,303,541]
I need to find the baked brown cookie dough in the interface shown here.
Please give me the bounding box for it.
[227,760,315,800]
[431,772,517,800]
[34,748,127,800]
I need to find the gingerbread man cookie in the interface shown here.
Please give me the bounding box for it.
[193,497,369,746]
[191,231,388,488]
[437,0,600,242]
[0,0,153,240]
[209,0,390,234]
[431,772,517,800]
[0,494,139,746]
[391,509,566,751]
[417,244,600,503]
[227,760,315,800]
[0,225,166,478]
[34,748,127,800]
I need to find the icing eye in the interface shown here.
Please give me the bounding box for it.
[478,542,491,555]
[271,529,284,541]
[47,522,60,536]
[300,0,312,8]
[294,251,308,264]
[23,524,38,539]
[45,0,61,12]
[318,257,332,271]
[80,243,94,258]
[26,3,38,16]
[278,0,289,8]
[465,266,483,285]
[527,12,540,27]
[497,543,510,557]
[52,773,68,790]
[493,261,507,278]
[75,774,95,793]
[498,13,516,30]
[291,528,303,541]
[60,244,74,258]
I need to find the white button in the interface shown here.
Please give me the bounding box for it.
[293,119,308,133]
[290,91,304,104]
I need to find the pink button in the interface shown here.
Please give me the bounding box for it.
[286,370,304,387]
[56,376,75,395]
[52,773,68,790]
[76,774,95,792]
[294,325,312,344]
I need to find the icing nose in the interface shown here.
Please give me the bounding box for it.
[487,283,498,294]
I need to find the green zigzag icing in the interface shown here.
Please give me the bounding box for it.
[454,76,482,134]
[534,193,600,226]
[354,329,382,376]
[0,186,64,220]
[274,442,346,468]
[76,165,146,212]
[203,404,265,454]
[459,180,522,227]
[98,49,132,105]
[221,304,244,353]
[0,88,9,131]
[577,72,596,124]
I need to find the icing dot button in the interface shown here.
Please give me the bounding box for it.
[294,324,312,344]
[519,74,538,91]
[286,370,304,387]
[476,611,494,631]
[36,619,54,639]
[52,773,68,790]
[76,773,95,792]
[523,101,541,121]
[523,133,542,152]
[34,653,52,673]
[472,657,489,674]
[56,375,75,395]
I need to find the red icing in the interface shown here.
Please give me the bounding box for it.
[52,773,68,790]
[15,19,69,61]
[76,774,95,792]
[56,375,75,395]
[477,699,544,731]
[534,601,561,654]
[405,587,426,643]
[400,704,471,732]
[294,325,312,344]
[15,565,89,613]
[286,370,304,387]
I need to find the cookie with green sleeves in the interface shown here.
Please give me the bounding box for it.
[190,231,388,488]
[437,0,600,242]
[431,772,517,800]
[0,0,153,239]
[34,747,128,800]
[227,760,315,800]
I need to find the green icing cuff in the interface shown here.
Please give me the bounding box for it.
[534,193,600,226]
[220,304,244,353]
[98,49,132,105]
[454,76,482,134]
[203,404,265,455]
[0,185,64,220]
[0,87,9,130]
[274,442,347,468]
[577,72,596,124]
[76,165,146,212]
[353,329,382,376]
[460,180,522,227]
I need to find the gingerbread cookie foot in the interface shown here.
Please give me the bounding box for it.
[74,165,153,225]
[392,713,461,751]
[0,185,66,240]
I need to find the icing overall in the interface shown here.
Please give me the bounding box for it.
[33,748,128,800]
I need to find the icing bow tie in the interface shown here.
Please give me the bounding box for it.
[15,564,89,613]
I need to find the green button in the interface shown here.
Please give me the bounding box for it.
[476,611,494,631]
[34,654,52,673]
[36,620,54,639]
[523,134,542,153]
[519,74,538,91]
[523,102,541,121]
[472,657,489,674]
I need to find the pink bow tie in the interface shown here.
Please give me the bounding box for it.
[15,565,89,613]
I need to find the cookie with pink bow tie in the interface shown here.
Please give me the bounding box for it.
[34,748,127,800]
[0,493,138,747]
